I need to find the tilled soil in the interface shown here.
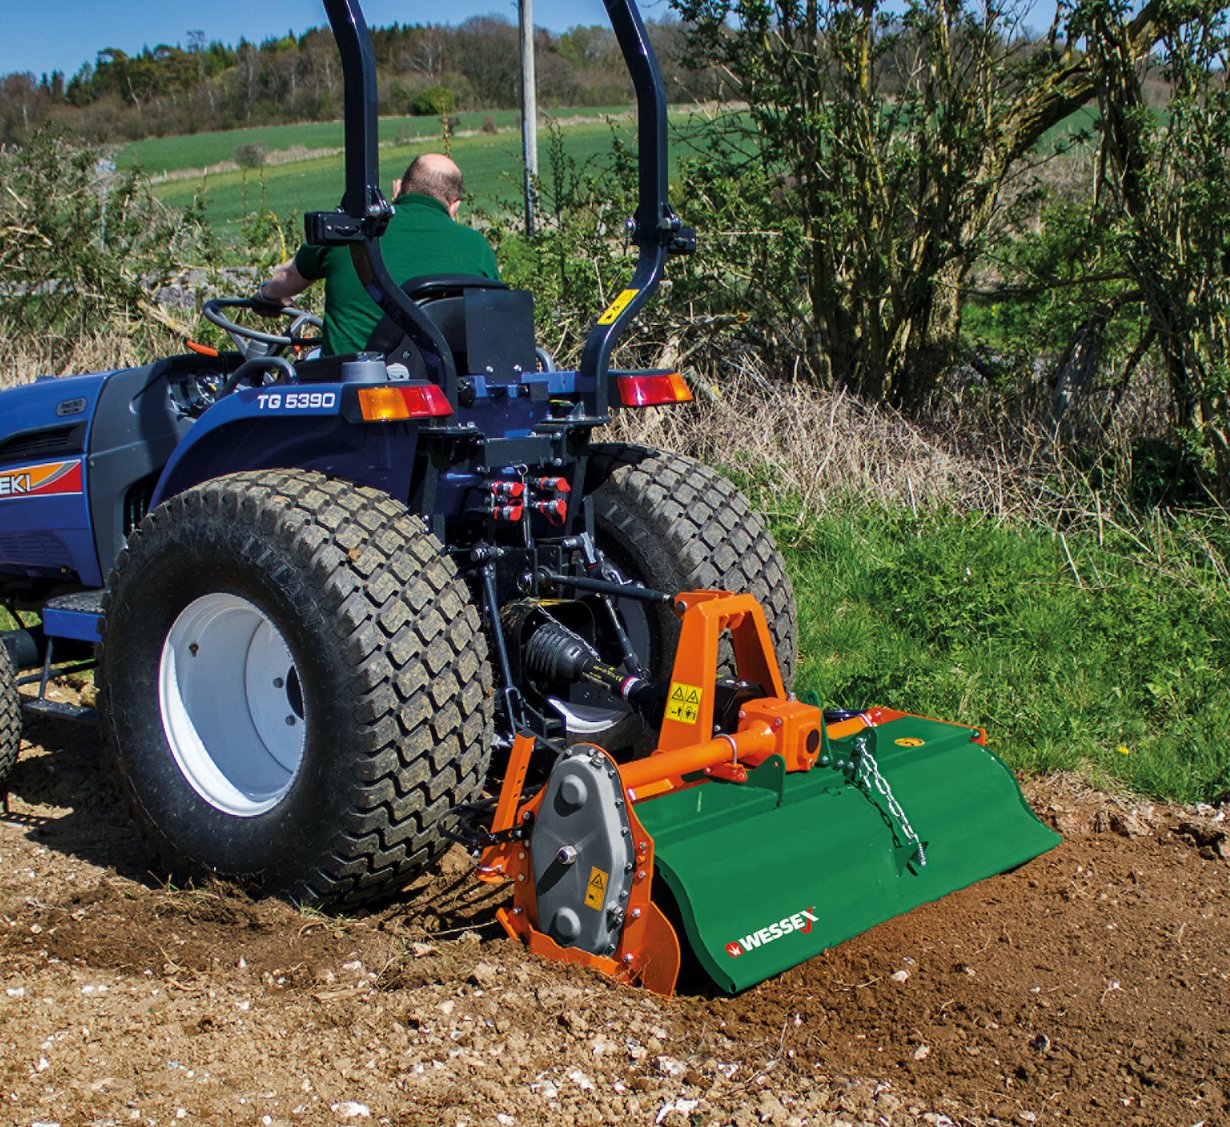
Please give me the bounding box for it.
[1,710,1228,1127]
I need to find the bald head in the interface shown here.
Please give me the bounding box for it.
[395,154,464,216]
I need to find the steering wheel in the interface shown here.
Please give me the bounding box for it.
[201,297,323,360]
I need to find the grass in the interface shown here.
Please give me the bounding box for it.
[1039,103,1100,149]
[146,108,734,240]
[119,100,1096,179]
[117,106,637,176]
[778,504,1229,805]
[143,99,1087,244]
[151,118,654,239]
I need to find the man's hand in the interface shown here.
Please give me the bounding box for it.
[253,260,313,317]
[251,281,288,318]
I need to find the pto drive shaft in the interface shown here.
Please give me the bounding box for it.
[523,620,664,723]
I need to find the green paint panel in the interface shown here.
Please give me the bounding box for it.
[635,717,1061,994]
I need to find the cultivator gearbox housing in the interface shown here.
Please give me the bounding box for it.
[477,590,1060,996]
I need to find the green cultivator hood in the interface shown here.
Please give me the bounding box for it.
[635,713,1060,994]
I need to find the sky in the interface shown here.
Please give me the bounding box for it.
[0,1,674,81]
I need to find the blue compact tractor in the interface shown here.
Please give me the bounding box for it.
[0,3,1062,995]
[0,0,796,911]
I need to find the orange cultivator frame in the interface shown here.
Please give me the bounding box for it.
[476,591,1061,997]
[477,591,827,995]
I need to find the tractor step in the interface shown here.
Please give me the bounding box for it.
[42,590,105,644]
[21,697,97,724]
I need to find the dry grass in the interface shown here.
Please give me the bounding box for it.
[614,353,1041,520]
[614,353,1229,586]
[0,323,184,389]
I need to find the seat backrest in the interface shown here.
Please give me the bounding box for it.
[365,275,538,379]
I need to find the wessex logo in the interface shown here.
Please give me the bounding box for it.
[0,460,83,499]
[725,908,818,958]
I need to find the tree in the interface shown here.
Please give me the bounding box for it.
[453,16,521,106]
[1077,0,1230,496]
[0,73,52,142]
[403,25,452,78]
[671,0,1160,406]
[557,25,618,69]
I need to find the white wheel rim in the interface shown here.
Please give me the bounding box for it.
[159,593,306,817]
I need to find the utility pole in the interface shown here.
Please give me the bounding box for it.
[519,0,538,237]
[95,158,116,251]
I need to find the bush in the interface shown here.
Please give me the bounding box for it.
[408,85,454,116]
[233,142,268,168]
[0,128,214,362]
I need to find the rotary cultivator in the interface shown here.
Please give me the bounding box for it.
[0,0,1059,998]
[469,590,1058,996]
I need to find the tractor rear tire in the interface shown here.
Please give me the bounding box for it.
[0,645,20,789]
[582,443,797,750]
[99,470,492,911]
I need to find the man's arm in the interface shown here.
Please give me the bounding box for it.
[256,259,313,306]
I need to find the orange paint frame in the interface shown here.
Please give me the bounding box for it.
[479,592,852,996]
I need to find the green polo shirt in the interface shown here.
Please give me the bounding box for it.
[294,192,500,356]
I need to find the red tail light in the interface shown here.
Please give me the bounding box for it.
[615,372,693,408]
[356,384,453,421]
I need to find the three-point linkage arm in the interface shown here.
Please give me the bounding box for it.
[308,0,693,409]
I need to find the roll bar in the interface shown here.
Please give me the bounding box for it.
[580,1,695,408]
[307,0,693,408]
[307,0,460,399]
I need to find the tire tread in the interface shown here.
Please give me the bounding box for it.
[587,443,797,685]
[0,646,21,788]
[100,470,492,911]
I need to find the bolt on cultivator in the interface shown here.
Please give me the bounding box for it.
[0,0,1058,996]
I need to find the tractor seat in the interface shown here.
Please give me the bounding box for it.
[364,274,538,379]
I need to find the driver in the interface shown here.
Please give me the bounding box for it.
[254,153,499,356]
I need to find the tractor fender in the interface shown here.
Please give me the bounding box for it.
[150,384,418,509]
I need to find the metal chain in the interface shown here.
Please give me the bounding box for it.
[852,736,927,869]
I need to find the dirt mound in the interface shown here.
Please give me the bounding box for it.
[2,722,1227,1125]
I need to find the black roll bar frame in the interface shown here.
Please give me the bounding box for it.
[307,0,692,412]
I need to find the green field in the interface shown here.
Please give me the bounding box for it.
[150,114,709,238]
[140,97,1095,242]
[119,106,637,176]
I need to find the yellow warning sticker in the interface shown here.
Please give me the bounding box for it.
[665,681,704,725]
[584,866,608,910]
[597,288,640,325]
[894,737,926,748]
